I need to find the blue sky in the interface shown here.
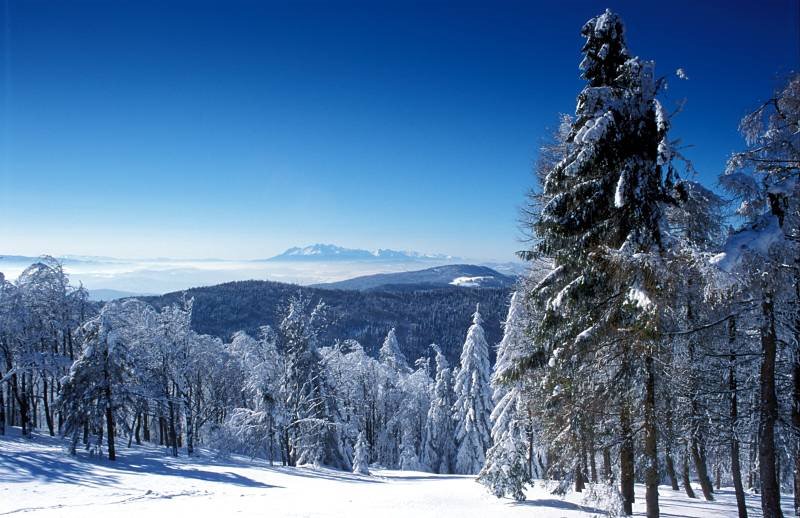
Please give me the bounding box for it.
[1,0,797,261]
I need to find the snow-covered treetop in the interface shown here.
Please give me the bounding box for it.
[492,292,528,392]
[379,328,409,373]
[472,304,483,326]
[579,9,628,88]
[721,74,799,225]
[430,343,448,373]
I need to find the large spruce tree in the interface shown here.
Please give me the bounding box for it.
[522,9,673,517]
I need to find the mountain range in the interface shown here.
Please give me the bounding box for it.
[264,244,456,262]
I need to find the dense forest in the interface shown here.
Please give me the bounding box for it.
[141,280,513,366]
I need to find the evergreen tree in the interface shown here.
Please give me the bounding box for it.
[352,430,371,475]
[379,328,410,373]
[421,344,456,474]
[453,305,493,474]
[478,292,536,500]
[522,9,674,516]
[280,296,349,469]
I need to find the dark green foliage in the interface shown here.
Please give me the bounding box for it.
[142,281,511,366]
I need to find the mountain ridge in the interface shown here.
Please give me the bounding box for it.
[263,243,457,262]
[313,264,516,291]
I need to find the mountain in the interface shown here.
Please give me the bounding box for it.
[88,289,154,301]
[312,264,517,291]
[141,280,512,366]
[264,244,455,262]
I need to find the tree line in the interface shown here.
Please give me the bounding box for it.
[0,260,503,478]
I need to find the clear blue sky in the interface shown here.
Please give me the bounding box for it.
[1,0,797,260]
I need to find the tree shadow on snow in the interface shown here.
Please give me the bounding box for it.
[103,450,278,488]
[0,449,120,487]
[0,440,276,490]
[379,474,467,481]
[271,465,384,484]
[511,498,607,515]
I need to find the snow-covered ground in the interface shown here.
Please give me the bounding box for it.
[0,429,791,517]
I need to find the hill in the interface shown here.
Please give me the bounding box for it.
[141,280,513,365]
[313,264,515,291]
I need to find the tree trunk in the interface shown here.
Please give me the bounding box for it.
[691,438,714,500]
[0,375,5,435]
[665,448,679,491]
[105,393,116,461]
[665,394,679,490]
[103,343,116,461]
[168,396,178,457]
[185,396,194,456]
[42,376,55,436]
[12,371,30,437]
[603,446,612,482]
[588,421,598,483]
[682,447,697,499]
[759,291,784,518]
[620,402,635,515]
[729,318,748,518]
[644,354,660,518]
[575,462,584,493]
[793,273,800,518]
[134,412,142,445]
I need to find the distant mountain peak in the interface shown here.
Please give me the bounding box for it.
[266,244,456,262]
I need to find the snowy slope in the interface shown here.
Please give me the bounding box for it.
[0,429,789,518]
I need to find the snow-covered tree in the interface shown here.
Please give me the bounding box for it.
[60,299,151,460]
[280,296,349,469]
[397,363,432,471]
[520,9,676,515]
[478,292,537,500]
[379,328,410,374]
[421,344,456,474]
[716,73,799,518]
[453,305,493,474]
[352,430,371,475]
[225,327,285,462]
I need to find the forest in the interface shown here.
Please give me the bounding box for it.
[0,8,797,518]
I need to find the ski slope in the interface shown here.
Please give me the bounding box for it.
[0,429,790,517]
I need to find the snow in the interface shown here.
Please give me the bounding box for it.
[626,284,653,309]
[614,171,627,208]
[449,276,493,287]
[574,111,614,146]
[0,429,791,517]
[710,215,784,272]
[676,68,689,80]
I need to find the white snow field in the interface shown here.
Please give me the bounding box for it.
[0,429,792,517]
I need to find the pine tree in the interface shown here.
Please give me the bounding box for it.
[478,292,536,500]
[522,9,674,516]
[352,430,371,475]
[453,305,493,474]
[280,296,349,470]
[421,344,456,474]
[379,328,410,373]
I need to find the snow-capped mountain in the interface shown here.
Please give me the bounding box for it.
[265,244,456,262]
